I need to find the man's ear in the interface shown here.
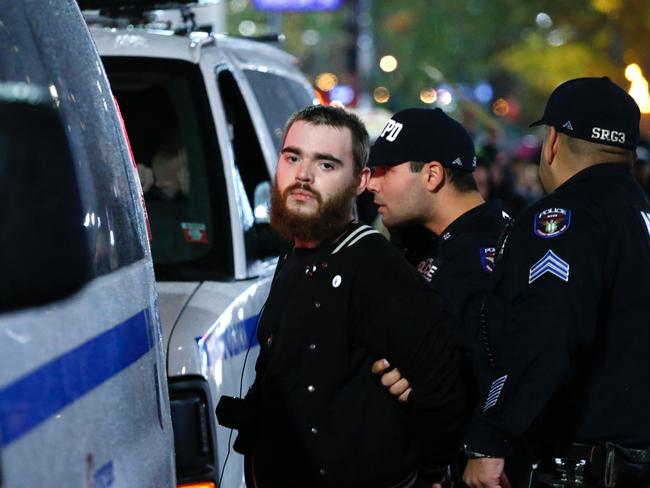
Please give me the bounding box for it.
[356,167,371,195]
[423,161,444,192]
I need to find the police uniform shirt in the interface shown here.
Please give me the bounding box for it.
[247,222,469,488]
[465,163,650,456]
[395,200,509,353]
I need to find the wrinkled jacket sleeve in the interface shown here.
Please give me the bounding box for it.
[355,237,470,467]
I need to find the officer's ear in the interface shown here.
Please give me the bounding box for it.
[544,126,560,166]
[423,161,444,192]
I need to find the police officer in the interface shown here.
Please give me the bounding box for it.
[365,108,533,486]
[218,105,469,488]
[462,77,650,488]
[367,108,509,365]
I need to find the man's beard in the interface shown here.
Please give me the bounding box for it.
[270,180,358,243]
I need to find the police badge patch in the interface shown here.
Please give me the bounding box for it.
[480,247,496,273]
[416,257,439,282]
[534,208,571,238]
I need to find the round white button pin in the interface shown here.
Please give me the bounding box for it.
[332,275,342,288]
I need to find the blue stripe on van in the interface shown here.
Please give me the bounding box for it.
[0,310,152,446]
[223,314,259,359]
[199,314,260,368]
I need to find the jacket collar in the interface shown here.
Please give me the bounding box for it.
[437,199,504,247]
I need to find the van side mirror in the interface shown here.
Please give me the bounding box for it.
[0,83,91,311]
[253,180,271,225]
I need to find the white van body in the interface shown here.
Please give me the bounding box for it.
[0,1,175,487]
[88,20,315,488]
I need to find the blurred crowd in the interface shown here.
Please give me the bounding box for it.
[472,129,650,220]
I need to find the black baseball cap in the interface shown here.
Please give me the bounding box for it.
[530,76,640,150]
[368,108,477,171]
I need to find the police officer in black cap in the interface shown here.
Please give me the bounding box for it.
[463,77,650,488]
[368,108,509,355]
[365,109,528,486]
[366,108,510,394]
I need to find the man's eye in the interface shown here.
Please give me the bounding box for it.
[286,155,299,163]
[320,162,334,170]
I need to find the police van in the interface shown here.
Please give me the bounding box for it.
[0,1,175,487]
[79,1,316,486]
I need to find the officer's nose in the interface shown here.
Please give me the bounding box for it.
[367,174,380,193]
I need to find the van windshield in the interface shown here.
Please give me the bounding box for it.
[103,57,233,280]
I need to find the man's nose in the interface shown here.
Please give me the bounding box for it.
[296,160,314,182]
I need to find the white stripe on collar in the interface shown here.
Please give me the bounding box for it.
[331,225,379,254]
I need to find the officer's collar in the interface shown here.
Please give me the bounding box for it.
[437,200,503,246]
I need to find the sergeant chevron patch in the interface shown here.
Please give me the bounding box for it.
[529,250,570,284]
[483,374,508,411]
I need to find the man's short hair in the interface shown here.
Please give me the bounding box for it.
[410,161,478,193]
[285,105,369,175]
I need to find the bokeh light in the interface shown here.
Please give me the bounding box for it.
[315,72,338,92]
[625,63,650,114]
[379,55,398,73]
[492,98,510,117]
[420,88,437,104]
[535,12,553,28]
[373,86,390,103]
[238,20,256,36]
[474,82,493,103]
[437,88,453,106]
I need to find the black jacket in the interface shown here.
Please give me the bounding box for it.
[394,200,510,353]
[242,222,469,488]
[466,163,650,456]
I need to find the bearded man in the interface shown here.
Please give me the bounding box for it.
[217,105,469,488]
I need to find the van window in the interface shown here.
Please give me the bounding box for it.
[103,58,234,280]
[217,70,268,220]
[243,69,315,154]
[217,69,286,268]
[0,5,145,277]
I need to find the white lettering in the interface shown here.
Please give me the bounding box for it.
[385,121,403,142]
[380,119,404,141]
[380,120,396,138]
[591,127,626,144]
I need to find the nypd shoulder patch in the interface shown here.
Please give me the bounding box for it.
[534,207,571,238]
[480,247,496,273]
[529,250,570,284]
